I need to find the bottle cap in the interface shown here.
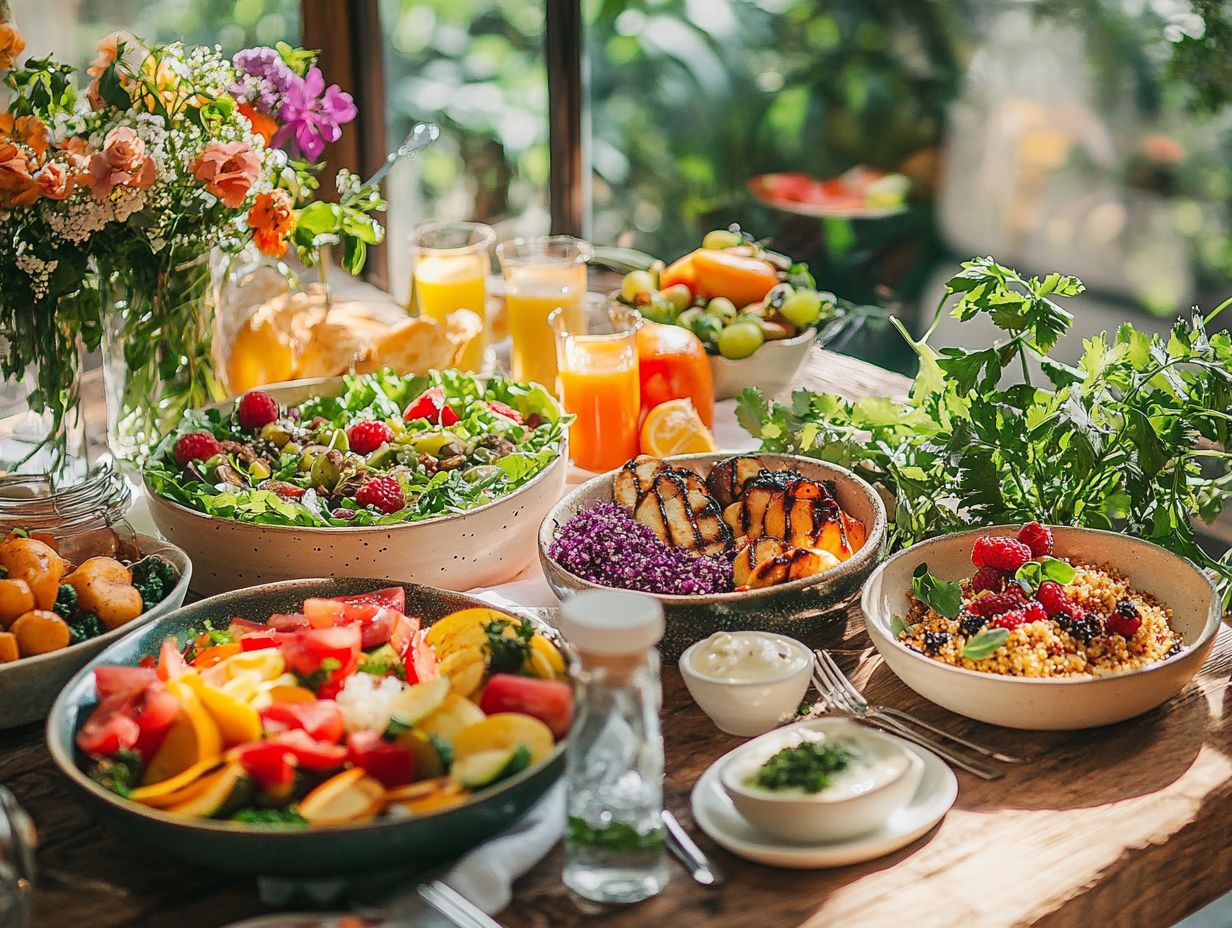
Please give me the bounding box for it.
[557,590,664,658]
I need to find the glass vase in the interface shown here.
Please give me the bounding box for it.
[0,332,91,484]
[99,250,227,465]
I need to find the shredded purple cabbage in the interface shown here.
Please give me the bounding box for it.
[549,503,734,596]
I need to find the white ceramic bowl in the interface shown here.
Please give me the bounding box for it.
[0,533,191,729]
[862,525,1223,730]
[679,632,813,736]
[719,718,925,843]
[145,376,567,597]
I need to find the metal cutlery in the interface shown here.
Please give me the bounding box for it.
[811,651,1004,780]
[362,122,440,189]
[662,809,722,887]
[418,880,505,928]
[814,650,1026,763]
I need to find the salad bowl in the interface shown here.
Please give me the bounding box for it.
[47,577,570,877]
[862,525,1222,730]
[144,373,568,596]
[0,534,191,730]
[539,452,887,657]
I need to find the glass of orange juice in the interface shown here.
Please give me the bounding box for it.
[550,297,642,472]
[496,235,593,390]
[410,221,495,371]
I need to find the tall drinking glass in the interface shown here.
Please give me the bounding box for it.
[410,222,495,372]
[550,298,642,472]
[496,236,593,390]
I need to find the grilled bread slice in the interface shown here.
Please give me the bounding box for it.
[633,470,732,557]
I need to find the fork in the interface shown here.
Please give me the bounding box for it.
[811,652,1004,780]
[814,650,1027,764]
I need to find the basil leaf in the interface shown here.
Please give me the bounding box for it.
[1015,556,1076,593]
[891,614,910,637]
[1040,556,1077,585]
[962,627,1010,660]
[911,562,963,619]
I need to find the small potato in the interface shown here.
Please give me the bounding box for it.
[0,631,17,662]
[0,537,65,610]
[66,558,142,632]
[11,609,70,656]
[0,578,35,628]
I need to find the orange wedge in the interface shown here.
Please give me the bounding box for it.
[639,399,719,457]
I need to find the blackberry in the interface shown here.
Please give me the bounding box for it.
[959,611,987,637]
[923,630,951,654]
[1115,600,1139,620]
[1166,639,1184,658]
[1059,612,1103,644]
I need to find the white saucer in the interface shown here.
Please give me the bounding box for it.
[690,735,957,869]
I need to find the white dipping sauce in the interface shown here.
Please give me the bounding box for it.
[689,631,808,683]
[748,731,910,801]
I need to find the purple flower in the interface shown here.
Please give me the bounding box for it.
[272,66,357,161]
[232,47,296,115]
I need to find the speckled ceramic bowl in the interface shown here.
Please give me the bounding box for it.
[539,453,887,658]
[0,534,191,730]
[144,376,567,597]
[47,577,570,877]
[709,326,817,400]
[862,525,1223,730]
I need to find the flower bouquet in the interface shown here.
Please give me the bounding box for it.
[0,8,385,469]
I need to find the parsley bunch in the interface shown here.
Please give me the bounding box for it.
[737,256,1232,604]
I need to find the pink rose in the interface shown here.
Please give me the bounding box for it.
[189,140,260,209]
[89,126,155,199]
[34,160,75,200]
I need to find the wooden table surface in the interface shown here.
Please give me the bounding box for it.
[4,348,1231,928]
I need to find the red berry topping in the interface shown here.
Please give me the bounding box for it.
[971,535,1033,572]
[403,387,460,426]
[260,480,305,500]
[347,420,394,455]
[487,400,524,424]
[971,567,1005,594]
[173,431,221,469]
[968,585,1025,617]
[1036,580,1072,617]
[1105,600,1142,639]
[1017,521,1053,557]
[237,390,280,431]
[355,476,405,514]
[988,601,1047,630]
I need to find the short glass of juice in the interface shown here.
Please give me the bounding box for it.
[410,221,495,371]
[496,235,593,390]
[550,296,642,472]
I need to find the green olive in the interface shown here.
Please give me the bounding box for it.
[310,449,344,491]
[706,297,738,324]
[662,284,693,312]
[259,422,292,447]
[248,460,272,480]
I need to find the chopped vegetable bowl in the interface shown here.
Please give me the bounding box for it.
[47,578,574,877]
[143,372,570,595]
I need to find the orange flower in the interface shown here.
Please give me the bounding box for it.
[247,189,295,257]
[0,142,38,207]
[87,31,133,78]
[88,126,156,199]
[237,102,277,146]
[0,21,25,71]
[190,140,260,208]
[33,160,77,199]
[0,114,49,159]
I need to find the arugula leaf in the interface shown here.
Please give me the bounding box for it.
[911,563,963,618]
[961,628,1010,660]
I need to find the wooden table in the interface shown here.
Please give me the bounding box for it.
[4,348,1231,928]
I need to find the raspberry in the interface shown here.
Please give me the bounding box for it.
[971,535,1032,572]
[968,585,1025,617]
[237,390,280,431]
[1017,521,1053,557]
[971,567,1005,593]
[173,431,221,469]
[1022,601,1047,624]
[988,602,1045,630]
[355,476,405,514]
[1106,600,1142,639]
[1036,580,1072,617]
[346,420,394,455]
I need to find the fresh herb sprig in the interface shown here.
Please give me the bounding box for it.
[737,256,1232,605]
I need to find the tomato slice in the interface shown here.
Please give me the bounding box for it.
[269,612,309,632]
[347,731,415,788]
[156,638,190,681]
[239,633,279,652]
[276,729,348,770]
[403,628,439,685]
[130,681,180,759]
[389,613,420,660]
[228,618,269,636]
[259,699,345,744]
[403,387,460,425]
[331,587,406,613]
[303,598,347,629]
[479,673,574,738]
[94,665,157,699]
[232,740,297,791]
[486,400,524,424]
[276,625,361,698]
[76,692,141,757]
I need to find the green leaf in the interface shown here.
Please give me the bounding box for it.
[1014,556,1076,593]
[890,614,910,637]
[911,562,963,619]
[97,61,131,110]
[961,627,1009,660]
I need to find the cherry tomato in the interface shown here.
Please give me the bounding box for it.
[403,387,460,425]
[259,699,346,744]
[347,731,416,788]
[479,673,574,738]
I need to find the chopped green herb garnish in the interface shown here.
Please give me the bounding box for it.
[485,617,534,675]
[753,740,853,794]
[567,817,666,852]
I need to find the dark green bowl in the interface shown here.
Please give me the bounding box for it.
[46,577,568,878]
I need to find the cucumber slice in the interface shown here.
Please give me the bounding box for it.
[389,676,450,727]
[358,643,404,678]
[396,730,455,777]
[451,744,532,789]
